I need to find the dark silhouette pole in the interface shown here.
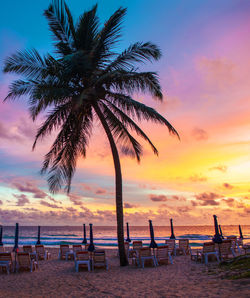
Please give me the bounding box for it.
[88,224,95,252]
[36,226,41,245]
[149,220,158,248]
[239,225,244,239]
[170,218,175,239]
[219,225,224,239]
[13,223,19,272]
[212,215,222,244]
[82,224,87,244]
[126,222,131,243]
[0,226,3,246]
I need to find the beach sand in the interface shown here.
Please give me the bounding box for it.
[0,248,249,298]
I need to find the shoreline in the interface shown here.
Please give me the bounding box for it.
[0,248,249,297]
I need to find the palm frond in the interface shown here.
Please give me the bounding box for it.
[105,92,179,138]
[4,79,37,101]
[3,49,48,79]
[99,102,142,161]
[44,0,76,55]
[105,42,162,72]
[104,100,158,155]
[99,70,163,99]
[91,7,127,66]
[75,4,99,51]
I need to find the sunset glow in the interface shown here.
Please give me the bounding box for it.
[0,0,250,225]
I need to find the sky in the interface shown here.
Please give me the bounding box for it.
[0,0,250,226]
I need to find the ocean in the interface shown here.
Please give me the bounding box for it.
[1,225,249,249]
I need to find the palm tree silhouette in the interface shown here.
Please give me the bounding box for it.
[3,0,179,266]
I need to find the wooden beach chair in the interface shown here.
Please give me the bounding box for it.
[227,236,241,254]
[138,247,157,268]
[23,245,33,253]
[220,240,236,260]
[178,239,190,255]
[0,247,4,253]
[129,241,143,266]
[0,252,13,274]
[156,245,170,265]
[35,245,50,260]
[92,250,108,270]
[165,239,176,256]
[75,251,91,272]
[59,244,71,260]
[197,242,220,265]
[17,252,38,272]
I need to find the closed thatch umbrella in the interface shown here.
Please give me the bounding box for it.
[36,226,41,245]
[239,225,244,239]
[13,223,19,252]
[0,225,3,246]
[126,222,131,243]
[149,220,157,248]
[82,224,87,244]
[219,225,224,239]
[212,215,222,244]
[170,218,175,239]
[88,224,95,252]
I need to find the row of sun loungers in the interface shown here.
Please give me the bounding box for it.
[0,236,246,274]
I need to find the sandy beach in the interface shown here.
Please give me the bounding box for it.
[0,248,249,298]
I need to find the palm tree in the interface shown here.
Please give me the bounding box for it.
[3,0,179,266]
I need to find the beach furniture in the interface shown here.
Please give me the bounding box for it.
[138,247,157,268]
[219,240,236,260]
[23,245,37,261]
[0,252,13,274]
[75,251,91,272]
[129,241,143,265]
[17,252,38,272]
[165,239,176,256]
[156,245,172,265]
[0,247,4,253]
[227,236,241,254]
[177,239,190,255]
[59,244,72,260]
[197,242,220,265]
[85,244,90,251]
[72,245,82,260]
[35,245,50,260]
[92,250,108,270]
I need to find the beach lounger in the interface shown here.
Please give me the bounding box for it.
[17,252,38,272]
[0,252,13,274]
[220,240,236,260]
[59,244,71,260]
[75,251,91,272]
[35,245,50,260]
[178,239,190,255]
[0,247,4,253]
[197,242,220,265]
[139,247,157,268]
[92,250,108,270]
[129,241,143,266]
[156,245,172,265]
[165,239,176,256]
[227,236,241,254]
[23,245,38,261]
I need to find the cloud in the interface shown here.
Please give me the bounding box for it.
[95,188,107,195]
[124,202,139,209]
[223,183,234,189]
[197,57,235,90]
[40,200,61,209]
[177,206,192,213]
[209,165,227,173]
[191,127,209,141]
[222,198,235,207]
[149,195,167,202]
[194,192,222,206]
[189,174,207,182]
[13,194,30,206]
[11,180,47,199]
[68,194,84,206]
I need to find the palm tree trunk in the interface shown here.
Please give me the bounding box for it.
[94,103,128,266]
